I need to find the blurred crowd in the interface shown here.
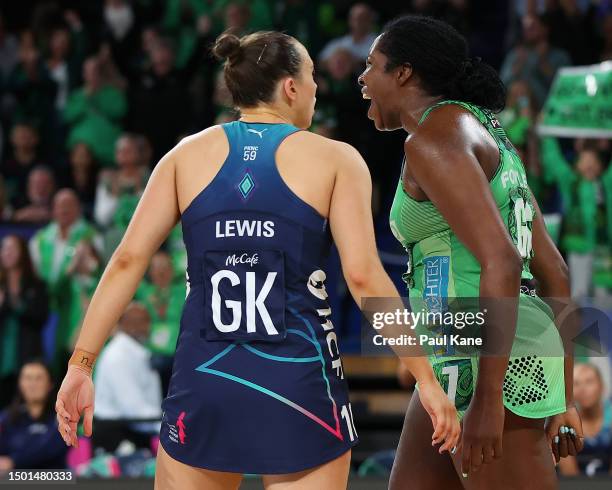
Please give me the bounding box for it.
[0,0,611,478]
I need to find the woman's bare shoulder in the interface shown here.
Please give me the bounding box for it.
[170,125,229,163]
[280,130,365,167]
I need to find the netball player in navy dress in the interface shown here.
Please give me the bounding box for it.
[55,31,460,489]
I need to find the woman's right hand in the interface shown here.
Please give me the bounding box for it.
[55,366,95,448]
[418,377,461,454]
[460,388,504,476]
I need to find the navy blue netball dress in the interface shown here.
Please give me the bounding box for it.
[159,122,358,474]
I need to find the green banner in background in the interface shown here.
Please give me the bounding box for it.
[538,62,612,138]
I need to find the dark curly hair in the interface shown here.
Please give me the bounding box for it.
[377,16,506,113]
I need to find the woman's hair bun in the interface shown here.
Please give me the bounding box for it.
[213,33,242,63]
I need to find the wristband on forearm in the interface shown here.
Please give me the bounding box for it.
[68,348,97,376]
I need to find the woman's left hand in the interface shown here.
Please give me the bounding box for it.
[545,405,584,463]
[418,377,462,455]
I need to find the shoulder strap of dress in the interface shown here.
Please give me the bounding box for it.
[418,99,479,126]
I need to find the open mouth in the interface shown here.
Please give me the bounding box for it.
[362,86,376,121]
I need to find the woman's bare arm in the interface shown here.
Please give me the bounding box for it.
[57,148,181,447]
[74,150,180,355]
[328,140,460,452]
[328,141,434,380]
[406,108,523,474]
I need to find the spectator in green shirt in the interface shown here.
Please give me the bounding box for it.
[498,80,534,150]
[93,133,150,260]
[540,137,612,299]
[29,189,102,375]
[136,250,185,395]
[64,56,127,167]
[162,0,209,70]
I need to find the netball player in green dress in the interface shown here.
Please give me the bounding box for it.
[359,16,584,489]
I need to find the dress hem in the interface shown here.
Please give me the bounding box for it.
[158,435,358,475]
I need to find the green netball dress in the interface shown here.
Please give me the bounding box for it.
[389,100,566,419]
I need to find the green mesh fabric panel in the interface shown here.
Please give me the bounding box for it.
[503,356,550,408]
[391,180,449,244]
